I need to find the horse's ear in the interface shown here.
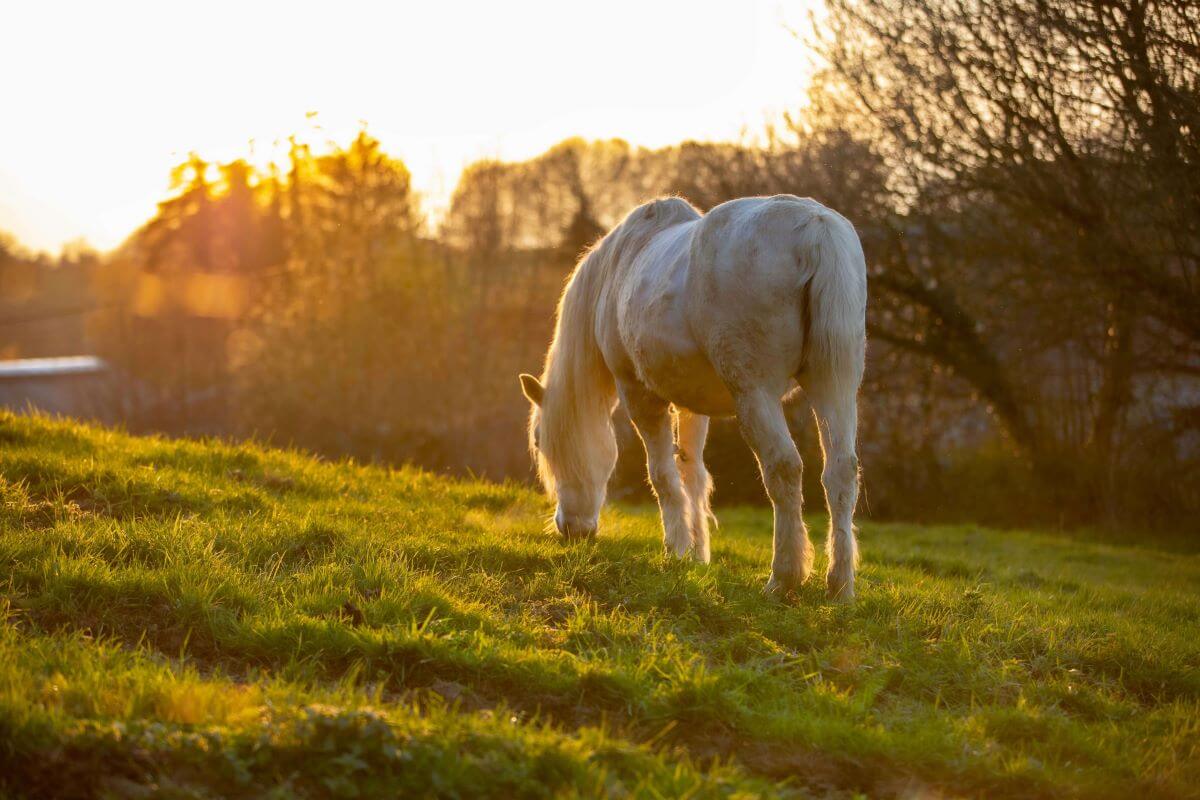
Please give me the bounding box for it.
[519,373,545,406]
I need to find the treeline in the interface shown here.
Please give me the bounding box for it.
[4,0,1197,532]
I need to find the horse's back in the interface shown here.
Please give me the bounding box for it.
[687,195,838,302]
[605,195,859,414]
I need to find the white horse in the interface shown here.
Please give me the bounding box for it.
[519,195,867,601]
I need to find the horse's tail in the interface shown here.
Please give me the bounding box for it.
[798,210,867,394]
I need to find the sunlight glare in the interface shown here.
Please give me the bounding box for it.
[0,0,822,252]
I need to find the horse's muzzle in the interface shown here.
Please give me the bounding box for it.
[554,506,597,542]
[557,520,597,542]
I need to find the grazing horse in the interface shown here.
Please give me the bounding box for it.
[519,195,867,601]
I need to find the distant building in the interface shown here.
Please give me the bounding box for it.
[0,356,127,424]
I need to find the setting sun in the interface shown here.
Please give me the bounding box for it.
[1,0,818,252]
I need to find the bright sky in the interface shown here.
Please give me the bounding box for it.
[0,0,820,253]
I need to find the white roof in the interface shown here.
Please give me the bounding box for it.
[0,356,108,378]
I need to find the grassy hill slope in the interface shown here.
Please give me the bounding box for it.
[0,412,1197,798]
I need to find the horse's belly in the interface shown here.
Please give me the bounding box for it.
[634,340,736,417]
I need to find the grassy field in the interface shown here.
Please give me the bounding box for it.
[0,412,1197,798]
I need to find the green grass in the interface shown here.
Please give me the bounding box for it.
[0,412,1197,798]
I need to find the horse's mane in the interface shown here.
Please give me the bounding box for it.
[530,234,617,495]
[530,197,701,495]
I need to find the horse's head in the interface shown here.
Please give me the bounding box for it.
[520,372,616,541]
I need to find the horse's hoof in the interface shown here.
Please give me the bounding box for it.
[825,585,854,604]
[826,580,855,604]
[663,538,691,559]
[763,573,803,597]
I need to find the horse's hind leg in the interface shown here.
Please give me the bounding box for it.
[804,373,860,602]
[621,384,693,558]
[676,410,714,563]
[734,389,813,593]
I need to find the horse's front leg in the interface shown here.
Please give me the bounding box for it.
[734,389,813,594]
[622,386,693,558]
[676,410,714,564]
